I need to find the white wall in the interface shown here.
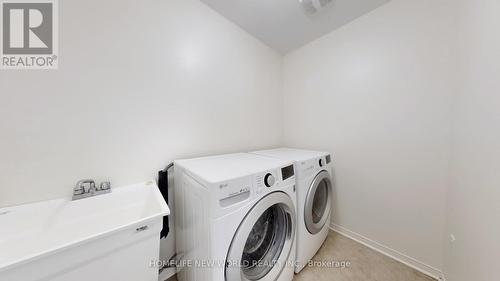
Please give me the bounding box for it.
[283,0,456,274]
[0,0,283,207]
[1,0,283,273]
[444,1,500,280]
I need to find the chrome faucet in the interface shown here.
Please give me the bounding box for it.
[72,179,111,200]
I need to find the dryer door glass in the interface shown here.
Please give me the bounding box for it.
[305,170,332,234]
[225,192,296,281]
[312,180,328,223]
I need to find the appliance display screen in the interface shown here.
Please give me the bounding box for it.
[281,165,294,180]
[326,154,331,164]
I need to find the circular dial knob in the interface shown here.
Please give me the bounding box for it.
[264,173,275,187]
[319,159,324,167]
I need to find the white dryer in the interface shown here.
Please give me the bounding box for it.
[251,148,333,273]
[174,153,297,281]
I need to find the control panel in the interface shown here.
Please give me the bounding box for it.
[255,172,273,191]
[326,154,332,164]
[264,173,275,187]
[216,162,297,207]
[299,154,332,178]
[281,164,294,180]
[319,154,332,167]
[254,164,295,196]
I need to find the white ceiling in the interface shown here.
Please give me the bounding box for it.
[200,0,390,54]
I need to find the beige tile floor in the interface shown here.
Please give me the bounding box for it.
[293,231,435,281]
[166,231,436,281]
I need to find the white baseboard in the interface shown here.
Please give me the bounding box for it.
[158,267,176,281]
[329,222,445,281]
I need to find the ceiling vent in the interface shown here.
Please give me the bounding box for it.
[300,0,334,15]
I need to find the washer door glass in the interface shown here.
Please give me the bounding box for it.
[305,170,332,234]
[225,192,296,281]
[241,205,287,280]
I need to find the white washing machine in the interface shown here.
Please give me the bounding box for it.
[251,148,333,273]
[174,153,297,281]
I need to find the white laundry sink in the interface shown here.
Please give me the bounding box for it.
[0,181,169,281]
